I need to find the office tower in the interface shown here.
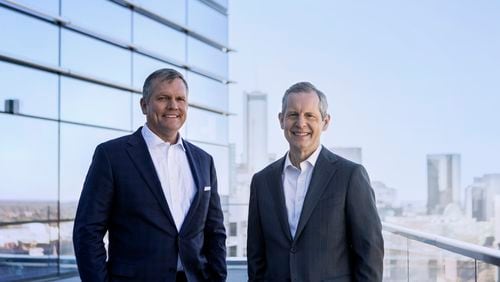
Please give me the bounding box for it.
[244,91,268,173]
[427,154,461,215]
[466,174,500,221]
[0,1,230,280]
[329,147,363,164]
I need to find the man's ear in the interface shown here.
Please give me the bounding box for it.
[322,114,331,131]
[140,97,147,115]
[278,112,285,129]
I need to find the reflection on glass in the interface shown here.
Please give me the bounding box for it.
[191,142,229,195]
[61,0,131,43]
[132,53,185,89]
[0,61,58,119]
[134,0,186,25]
[0,8,58,65]
[60,77,132,130]
[186,108,228,145]
[134,13,186,63]
[188,37,227,78]
[59,123,126,216]
[0,222,59,281]
[61,29,131,85]
[186,72,228,111]
[188,0,228,44]
[0,115,59,281]
[0,115,58,203]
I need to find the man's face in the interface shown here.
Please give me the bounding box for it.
[140,78,188,143]
[279,91,330,155]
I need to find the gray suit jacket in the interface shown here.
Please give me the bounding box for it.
[247,147,383,282]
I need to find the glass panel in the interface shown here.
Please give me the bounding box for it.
[61,29,131,86]
[59,123,126,209]
[186,72,228,111]
[382,231,409,281]
[408,239,476,282]
[476,260,498,282]
[0,222,59,281]
[0,115,58,204]
[0,62,58,119]
[0,8,58,65]
[61,0,131,43]
[186,108,227,145]
[0,115,58,280]
[188,0,228,44]
[132,53,185,89]
[134,0,186,25]
[188,37,227,78]
[190,142,229,196]
[60,77,132,130]
[132,93,146,130]
[13,0,59,15]
[134,13,186,63]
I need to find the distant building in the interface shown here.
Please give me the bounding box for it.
[427,154,461,215]
[244,91,268,173]
[465,174,500,221]
[329,147,362,164]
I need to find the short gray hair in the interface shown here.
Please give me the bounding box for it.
[142,68,188,102]
[281,82,328,119]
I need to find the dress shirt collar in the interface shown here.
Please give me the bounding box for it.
[283,145,322,172]
[141,124,185,151]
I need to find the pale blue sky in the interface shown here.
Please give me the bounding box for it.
[228,0,500,201]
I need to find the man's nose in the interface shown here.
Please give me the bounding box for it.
[166,99,178,109]
[296,115,306,127]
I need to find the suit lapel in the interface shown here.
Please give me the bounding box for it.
[126,129,177,229]
[268,157,293,242]
[179,140,203,235]
[294,147,338,241]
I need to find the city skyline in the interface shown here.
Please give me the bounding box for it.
[228,0,500,201]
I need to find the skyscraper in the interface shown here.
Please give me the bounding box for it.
[427,154,461,215]
[465,174,500,221]
[244,91,268,173]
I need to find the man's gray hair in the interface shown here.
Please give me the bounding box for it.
[142,68,188,102]
[281,82,328,119]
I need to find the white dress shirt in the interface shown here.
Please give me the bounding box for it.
[142,125,196,270]
[282,145,322,238]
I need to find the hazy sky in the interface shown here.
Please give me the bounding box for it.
[228,0,500,201]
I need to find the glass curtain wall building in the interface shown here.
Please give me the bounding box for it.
[0,0,231,280]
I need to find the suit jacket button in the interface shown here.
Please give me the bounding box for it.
[290,247,296,253]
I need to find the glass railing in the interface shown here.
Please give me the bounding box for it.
[383,222,500,281]
[3,222,500,281]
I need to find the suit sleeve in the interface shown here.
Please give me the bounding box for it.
[204,157,227,281]
[73,144,114,282]
[345,165,384,281]
[247,175,267,281]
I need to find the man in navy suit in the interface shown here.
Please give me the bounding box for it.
[73,68,227,282]
[247,82,383,281]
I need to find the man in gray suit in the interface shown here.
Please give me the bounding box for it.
[247,82,384,282]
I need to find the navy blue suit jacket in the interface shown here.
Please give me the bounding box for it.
[73,128,226,282]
